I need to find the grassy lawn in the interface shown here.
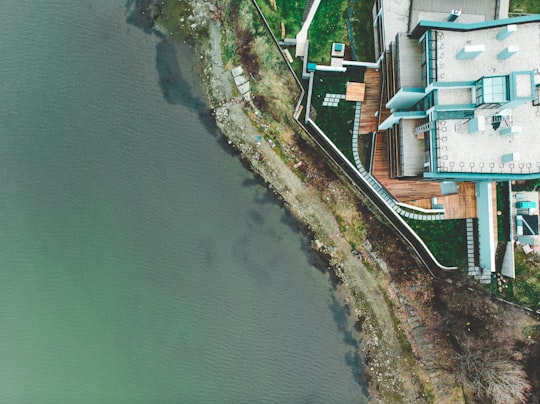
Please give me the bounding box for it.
[257,0,377,64]
[307,0,350,64]
[307,0,376,64]
[405,219,468,268]
[349,0,376,61]
[508,250,540,311]
[310,68,366,163]
[255,0,305,39]
[509,0,540,14]
[496,182,510,242]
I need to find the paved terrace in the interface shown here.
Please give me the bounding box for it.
[377,0,409,51]
[436,108,540,175]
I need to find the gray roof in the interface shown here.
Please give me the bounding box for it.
[409,0,499,32]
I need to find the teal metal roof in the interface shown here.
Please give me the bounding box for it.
[410,14,540,39]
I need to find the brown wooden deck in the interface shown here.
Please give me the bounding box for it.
[371,132,443,200]
[406,183,478,219]
[370,132,480,219]
[359,68,381,134]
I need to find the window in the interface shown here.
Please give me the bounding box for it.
[420,31,437,86]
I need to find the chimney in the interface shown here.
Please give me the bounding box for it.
[456,45,485,60]
[497,45,519,60]
[496,24,517,40]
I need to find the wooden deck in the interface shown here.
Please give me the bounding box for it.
[359,68,382,134]
[371,132,443,200]
[370,132,480,219]
[407,183,478,219]
[345,82,365,101]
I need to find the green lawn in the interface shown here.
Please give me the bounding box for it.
[310,68,366,163]
[307,0,350,64]
[406,219,468,268]
[509,0,540,14]
[496,182,510,242]
[349,0,376,61]
[256,0,376,64]
[509,250,540,311]
[255,0,305,39]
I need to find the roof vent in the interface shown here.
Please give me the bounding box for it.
[448,9,461,22]
[500,126,522,136]
[501,152,520,163]
[468,117,485,134]
[497,45,519,60]
[456,45,485,60]
[496,24,517,40]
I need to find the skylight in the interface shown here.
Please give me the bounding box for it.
[475,75,509,107]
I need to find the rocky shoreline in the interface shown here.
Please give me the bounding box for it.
[197,17,423,404]
[143,0,434,401]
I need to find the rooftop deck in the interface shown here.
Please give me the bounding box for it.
[372,132,445,200]
[406,182,478,219]
[372,132,485,219]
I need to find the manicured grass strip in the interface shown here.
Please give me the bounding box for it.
[350,0,376,62]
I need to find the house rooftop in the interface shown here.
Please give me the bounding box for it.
[432,21,540,176]
[377,0,505,54]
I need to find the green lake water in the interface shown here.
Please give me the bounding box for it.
[0,1,367,402]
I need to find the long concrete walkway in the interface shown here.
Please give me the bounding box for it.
[295,0,322,56]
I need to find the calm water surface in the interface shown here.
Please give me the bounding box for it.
[0,1,367,402]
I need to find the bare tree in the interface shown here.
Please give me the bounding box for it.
[457,343,531,404]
